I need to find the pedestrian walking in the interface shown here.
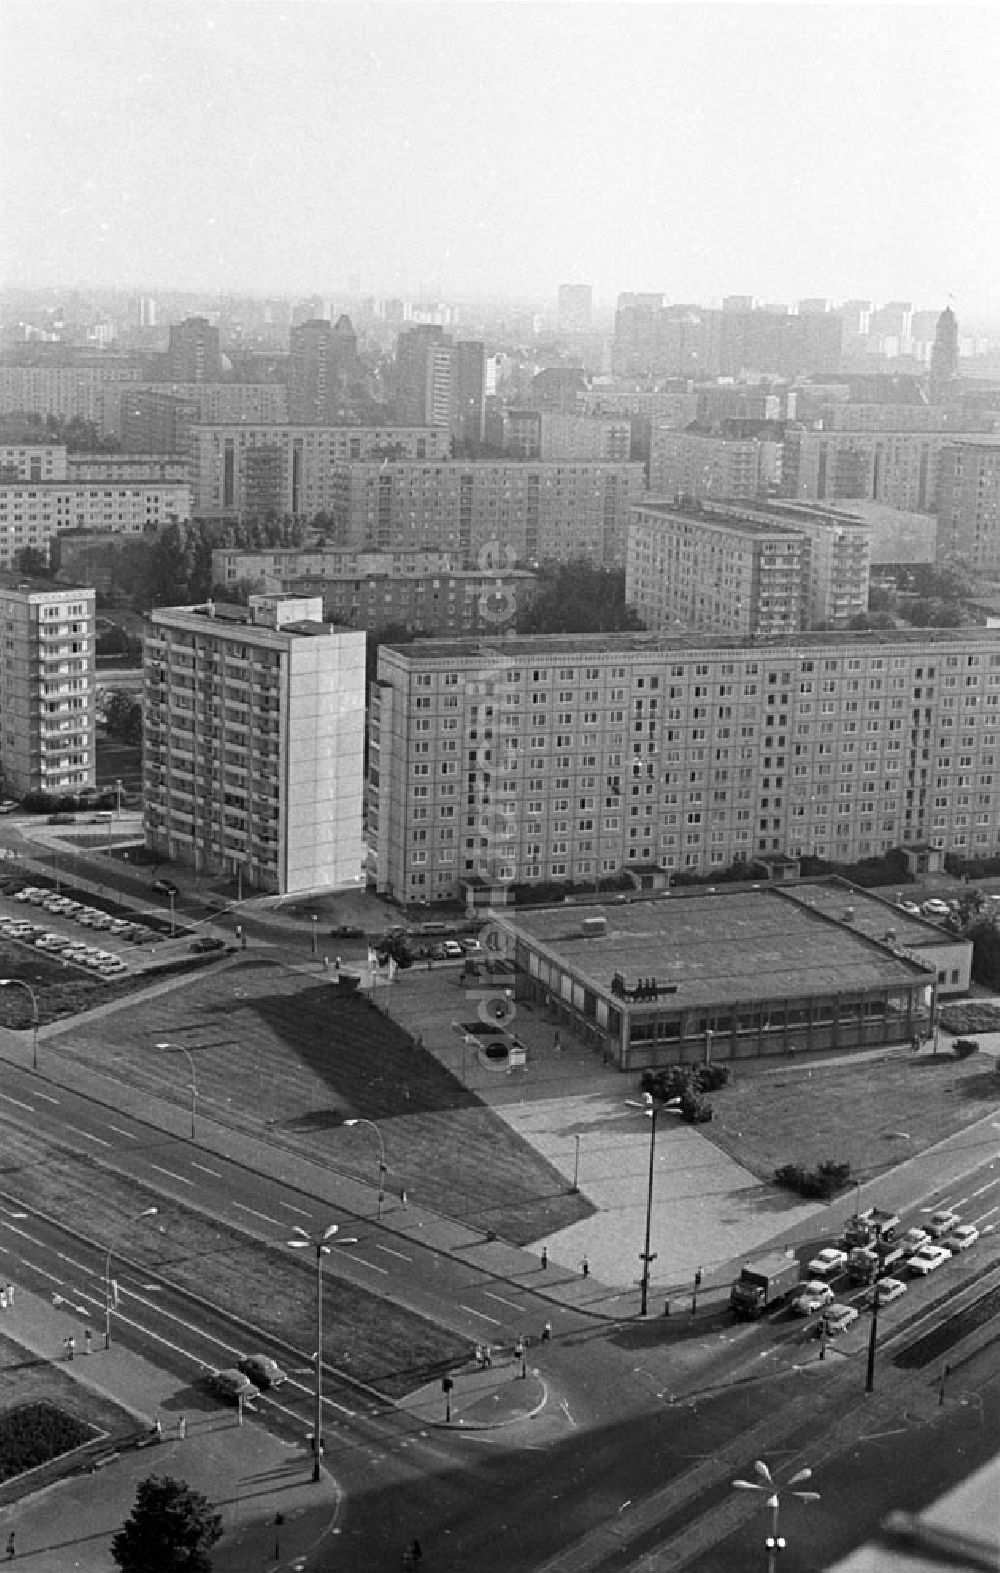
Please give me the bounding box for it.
[541,1321,552,1343]
[65,1336,75,1361]
[5,1283,13,1306]
[84,1328,93,1355]
[178,1415,187,1440]
[483,1345,492,1368]
[400,1187,408,1206]
[582,1256,589,1278]
[5,1529,14,1560]
[153,1417,162,1440]
[0,1289,6,1311]
[474,1344,484,1368]
[540,1245,548,1270]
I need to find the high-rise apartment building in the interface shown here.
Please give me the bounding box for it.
[929,307,960,405]
[557,284,593,334]
[188,423,451,518]
[289,319,333,423]
[394,326,486,446]
[327,459,647,566]
[936,440,1000,570]
[368,627,1000,903]
[166,317,222,383]
[144,595,365,895]
[780,426,1000,513]
[626,502,805,636]
[0,362,141,434]
[0,579,96,798]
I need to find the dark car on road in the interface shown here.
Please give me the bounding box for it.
[238,1353,287,1390]
[204,1367,256,1404]
[152,878,180,897]
[190,936,225,953]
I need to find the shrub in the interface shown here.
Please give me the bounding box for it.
[774,1158,852,1200]
[641,1063,730,1102]
[679,1088,713,1123]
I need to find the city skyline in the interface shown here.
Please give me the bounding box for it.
[2,1,999,326]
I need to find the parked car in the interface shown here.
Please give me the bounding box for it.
[871,1276,907,1307]
[821,1303,859,1336]
[943,1224,979,1253]
[927,1209,961,1238]
[908,1244,951,1276]
[441,940,464,959]
[897,1226,931,1256]
[152,878,180,897]
[238,1353,286,1390]
[921,899,951,919]
[791,1280,835,1316]
[807,1246,848,1278]
[204,1367,256,1404]
[190,936,225,953]
[896,900,922,916]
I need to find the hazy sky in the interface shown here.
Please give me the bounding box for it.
[3,1,999,321]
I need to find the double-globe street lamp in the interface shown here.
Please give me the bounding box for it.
[105,1206,158,1349]
[344,1118,388,1220]
[732,1459,820,1573]
[287,1223,357,1482]
[0,978,39,1070]
[156,1040,199,1140]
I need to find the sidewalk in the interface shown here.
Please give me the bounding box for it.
[0,1287,341,1572]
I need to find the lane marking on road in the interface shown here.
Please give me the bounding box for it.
[190,1161,223,1178]
[459,1304,501,1325]
[970,1178,1000,1198]
[372,1242,412,1262]
[64,1125,112,1148]
[149,1164,194,1186]
[56,1252,92,1274]
[340,1250,387,1274]
[0,1093,34,1112]
[232,1202,284,1227]
[33,1091,59,1105]
[108,1125,137,1140]
[484,1291,525,1312]
[276,1201,311,1217]
[22,1260,63,1285]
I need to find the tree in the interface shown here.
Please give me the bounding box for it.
[111,1475,223,1573]
[103,690,143,746]
[14,546,50,577]
[519,562,645,634]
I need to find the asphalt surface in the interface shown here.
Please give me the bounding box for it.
[2,830,1000,1568]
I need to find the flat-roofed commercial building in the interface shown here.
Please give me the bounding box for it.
[368,627,1000,904]
[144,595,365,895]
[0,578,96,797]
[188,424,451,519]
[488,882,941,1069]
[329,459,647,566]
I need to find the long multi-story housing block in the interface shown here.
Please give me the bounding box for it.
[648,428,765,501]
[144,595,365,895]
[115,382,290,450]
[781,426,1000,513]
[0,578,96,798]
[188,424,452,519]
[0,477,190,567]
[327,459,647,566]
[0,361,142,434]
[368,628,1000,904]
[538,412,632,462]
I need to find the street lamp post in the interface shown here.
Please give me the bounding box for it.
[104,1206,158,1349]
[0,978,39,1070]
[168,889,176,939]
[866,1279,881,1394]
[639,1102,658,1316]
[115,778,123,819]
[287,1223,352,1482]
[311,914,318,956]
[572,1133,581,1194]
[344,1118,388,1220]
[732,1460,820,1573]
[156,1040,198,1139]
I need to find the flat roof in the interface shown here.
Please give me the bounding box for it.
[503,885,931,1007]
[777,879,951,953]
